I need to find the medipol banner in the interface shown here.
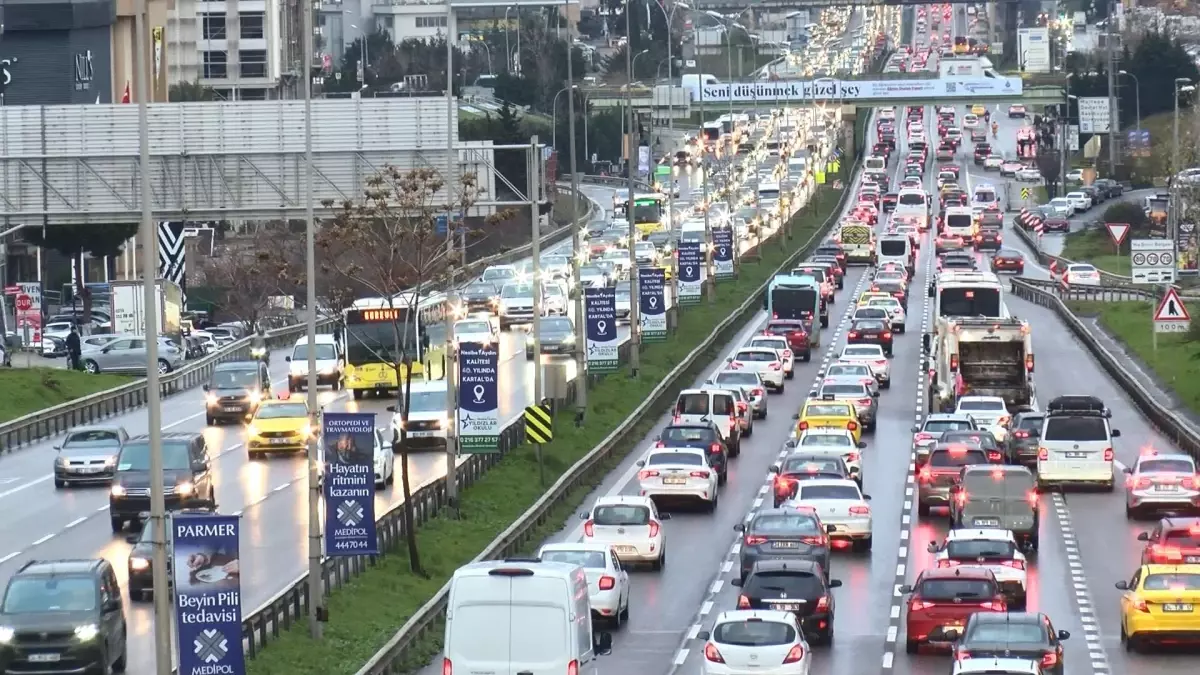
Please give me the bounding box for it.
[677,240,704,305]
[585,286,619,373]
[638,267,667,342]
[172,513,245,675]
[457,343,499,453]
[322,412,378,555]
[712,229,735,280]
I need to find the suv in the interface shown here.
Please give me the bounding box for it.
[0,559,128,673]
[917,444,990,516]
[950,465,1041,551]
[204,360,274,425]
[1036,395,1120,491]
[125,507,218,599]
[730,559,842,644]
[672,389,742,456]
[109,432,216,532]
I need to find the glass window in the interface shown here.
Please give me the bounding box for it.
[2,577,97,613]
[239,50,268,78]
[661,427,715,444]
[646,452,704,466]
[797,484,860,500]
[800,435,852,447]
[958,400,1006,411]
[804,404,852,417]
[1043,417,1108,442]
[404,390,446,413]
[713,620,797,646]
[292,343,337,360]
[239,12,264,39]
[1143,574,1200,591]
[929,448,988,467]
[203,51,228,79]
[750,514,821,533]
[254,403,308,419]
[677,394,709,415]
[540,549,606,569]
[592,505,649,526]
[210,369,259,388]
[842,346,882,357]
[64,429,121,444]
[945,539,1017,559]
[202,13,226,39]
[966,622,1046,643]
[744,571,823,596]
[1140,458,1195,473]
[714,372,759,386]
[917,578,996,600]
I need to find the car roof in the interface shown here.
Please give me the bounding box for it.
[919,566,997,580]
[214,361,261,372]
[17,559,105,577]
[968,611,1047,627]
[750,558,823,575]
[945,528,1017,542]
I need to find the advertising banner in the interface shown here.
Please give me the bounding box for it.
[691,77,1024,103]
[457,343,499,453]
[677,240,705,305]
[172,513,245,675]
[637,267,667,342]
[712,229,735,280]
[585,287,619,373]
[322,412,378,556]
[13,281,42,348]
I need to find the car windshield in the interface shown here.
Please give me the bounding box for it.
[677,394,709,415]
[1143,574,1200,591]
[255,403,308,419]
[539,549,606,569]
[744,571,823,596]
[750,514,822,534]
[826,364,869,377]
[843,347,882,358]
[737,351,777,362]
[750,339,787,351]
[592,504,649,526]
[647,452,704,466]
[662,427,714,444]
[291,343,338,360]
[966,622,1046,643]
[64,430,121,445]
[924,420,974,433]
[797,484,860,500]
[465,283,497,296]
[119,441,191,470]
[917,578,996,600]
[2,577,97,613]
[783,458,843,474]
[456,321,490,334]
[482,268,515,282]
[405,390,446,413]
[1140,459,1195,473]
[930,448,988,467]
[210,369,258,388]
[715,372,759,386]
[945,539,1017,559]
[805,404,851,416]
[501,285,533,299]
[854,321,888,332]
[1043,417,1108,441]
[540,318,573,333]
[713,620,798,647]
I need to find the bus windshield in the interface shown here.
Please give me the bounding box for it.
[631,198,665,225]
[939,287,1002,318]
[345,310,419,365]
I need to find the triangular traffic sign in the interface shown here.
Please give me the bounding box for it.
[1154,288,1191,322]
[1105,222,1131,246]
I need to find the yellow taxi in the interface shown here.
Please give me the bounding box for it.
[939,182,961,197]
[857,292,893,308]
[794,394,862,444]
[246,399,314,455]
[1117,563,1200,651]
[971,104,986,116]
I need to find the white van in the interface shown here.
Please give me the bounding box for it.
[286,334,343,391]
[673,388,741,455]
[1036,395,1120,490]
[876,234,913,272]
[942,206,976,239]
[864,155,886,172]
[389,379,449,448]
[972,183,1000,211]
[444,560,613,675]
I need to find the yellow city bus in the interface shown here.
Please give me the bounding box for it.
[342,294,447,399]
[629,193,669,237]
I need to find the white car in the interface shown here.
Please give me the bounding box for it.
[538,542,631,626]
[636,447,720,511]
[784,478,872,551]
[928,528,1029,607]
[1045,198,1074,218]
[1124,451,1200,518]
[699,610,812,675]
[954,395,1011,443]
[497,282,536,328]
[540,254,571,281]
[580,495,670,569]
[865,297,906,332]
[747,335,795,379]
[480,263,519,286]
[728,347,786,392]
[578,265,609,289]
[708,370,768,419]
[962,114,980,129]
[390,380,449,447]
[1064,263,1102,287]
[1015,167,1042,182]
[453,318,498,346]
[837,344,890,387]
[788,428,866,483]
[542,282,569,316]
[983,155,1003,170]
[1065,168,1084,182]
[953,659,1041,675]
[999,160,1023,176]
[1065,191,1092,212]
[371,427,395,487]
[634,241,659,265]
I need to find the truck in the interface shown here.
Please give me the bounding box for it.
[929,316,1034,413]
[110,279,184,344]
[837,220,875,264]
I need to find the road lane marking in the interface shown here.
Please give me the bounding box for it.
[1054,492,1111,673]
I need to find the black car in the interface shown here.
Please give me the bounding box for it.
[973,143,992,164]
[882,192,898,212]
[948,612,1069,674]
[656,423,729,482]
[974,225,1003,250]
[526,316,576,360]
[734,508,834,581]
[109,432,216,532]
[764,318,813,359]
[0,559,128,674]
[203,360,273,425]
[848,319,893,356]
[125,507,219,599]
[941,429,1005,463]
[731,560,841,644]
[1007,411,1045,466]
[813,244,846,270]
[770,453,853,507]
[460,282,500,314]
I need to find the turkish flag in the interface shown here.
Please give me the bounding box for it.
[121,82,131,103]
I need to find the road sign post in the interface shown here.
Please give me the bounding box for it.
[1152,287,1191,351]
[1131,239,1176,285]
[1105,222,1130,262]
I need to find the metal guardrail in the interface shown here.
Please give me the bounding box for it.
[1008,278,1200,455]
[351,154,860,675]
[0,185,598,456]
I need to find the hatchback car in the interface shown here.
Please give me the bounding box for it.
[902,567,1007,653]
[950,611,1069,674]
[53,425,128,488]
[991,249,1025,274]
[731,560,842,645]
[734,507,834,581]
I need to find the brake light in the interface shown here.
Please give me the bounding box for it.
[1134,477,1152,489]
[1104,448,1114,462]
[849,505,871,515]
[938,560,960,568]
[1133,598,1150,613]
[975,235,982,242]
[769,363,782,371]
[799,535,827,546]
[583,520,594,537]
[997,416,1011,426]
[798,421,810,431]
[752,388,765,397]
[730,361,744,369]
[955,489,968,506]
[1184,476,1198,490]
[913,432,933,442]
[638,470,660,480]
[1001,560,1026,570]
[567,660,578,675]
[873,360,887,367]
[598,575,616,591]
[919,467,933,482]
[443,658,452,675]
[783,644,806,664]
[987,451,1002,461]
[847,452,860,462]
[654,441,665,448]
[950,354,959,370]
[1038,448,1048,461]
[979,599,1006,611]
[744,533,769,546]
[736,401,747,413]
[815,595,830,612]
[691,470,711,479]
[1151,544,1183,562]
[858,398,873,407]
[910,600,935,611]
[883,332,892,339]
[648,520,661,538]
[1013,430,1029,439]
[848,331,859,339]
[957,649,972,660]
[783,350,793,359]
[1041,652,1058,667]
[1027,490,1039,507]
[847,421,858,431]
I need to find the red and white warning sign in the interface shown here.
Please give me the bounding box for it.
[1153,287,1191,333]
[1105,222,1130,247]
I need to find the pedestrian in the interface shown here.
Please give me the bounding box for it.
[66,324,82,371]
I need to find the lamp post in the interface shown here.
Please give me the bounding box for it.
[350,25,368,87]
[1118,69,1140,132]
[564,0,586,422]
[505,6,521,74]
[1172,78,1194,244]
[626,0,646,377]
[705,8,753,125]
[652,1,690,134]
[551,84,578,156]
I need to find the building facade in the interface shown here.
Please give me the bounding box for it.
[0,0,116,105]
[167,0,289,99]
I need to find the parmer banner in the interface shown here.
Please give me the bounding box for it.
[694,77,1025,103]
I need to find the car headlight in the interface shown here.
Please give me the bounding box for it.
[206,394,218,406]
[176,481,195,496]
[74,624,99,641]
[55,455,66,466]
[110,485,126,497]
[104,456,117,466]
[563,334,575,345]
[247,424,259,437]
[130,557,150,571]
[248,390,262,404]
[0,627,13,644]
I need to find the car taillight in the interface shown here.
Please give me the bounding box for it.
[1038,448,1048,461]
[949,354,959,370]
[736,401,747,413]
[847,421,858,431]
[730,361,743,369]
[649,520,661,538]
[783,350,793,359]
[1013,430,1029,439]
[847,452,860,462]
[736,595,751,609]
[799,535,826,546]
[567,660,578,675]
[691,470,711,479]
[1133,598,1150,613]
[849,505,871,515]
[848,331,859,338]
[910,599,935,611]
[769,363,782,370]
[937,559,960,568]
[913,432,933,442]
[583,520,594,537]
[955,490,968,506]
[815,595,830,612]
[987,451,1002,462]
[598,575,616,591]
[798,421,810,431]
[956,649,972,660]
[783,644,806,664]
[979,599,1006,611]
[1027,490,1039,507]
[704,643,725,663]
[654,441,665,448]
[638,470,660,480]
[1184,476,1198,490]
[1042,651,1058,667]
[443,657,453,675]
[1001,560,1026,570]
[752,388,765,397]
[858,398,873,407]
[883,332,892,339]
[919,467,933,482]
[1104,448,1114,461]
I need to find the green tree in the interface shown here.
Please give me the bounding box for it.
[1101,201,1149,237]
[26,224,139,322]
[168,81,217,101]
[458,102,529,198]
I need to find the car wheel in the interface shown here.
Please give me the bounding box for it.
[110,517,124,533]
[113,641,128,673]
[651,550,665,571]
[852,537,872,553]
[158,359,171,374]
[906,639,919,654]
[55,478,66,488]
[83,359,100,374]
[917,501,931,517]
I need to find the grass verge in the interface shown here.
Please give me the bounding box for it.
[1067,300,1200,414]
[0,368,131,424]
[1060,228,1130,276]
[244,184,847,675]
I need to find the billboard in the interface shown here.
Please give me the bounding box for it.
[1018,28,1051,73]
[692,77,1025,103]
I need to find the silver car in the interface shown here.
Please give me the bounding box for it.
[708,369,768,419]
[1124,452,1200,518]
[53,425,128,487]
[820,363,879,396]
[910,413,977,463]
[80,335,185,375]
[814,380,879,431]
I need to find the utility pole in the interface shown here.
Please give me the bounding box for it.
[565,0,586,422]
[530,136,545,402]
[443,2,460,515]
[135,2,171,671]
[625,6,641,374]
[1105,0,1120,171]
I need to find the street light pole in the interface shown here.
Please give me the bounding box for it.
[565,0,587,420]
[444,3,460,514]
[1119,70,1141,132]
[625,0,641,376]
[1171,78,1193,244]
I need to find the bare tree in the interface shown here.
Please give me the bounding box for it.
[200,226,295,330]
[315,165,480,576]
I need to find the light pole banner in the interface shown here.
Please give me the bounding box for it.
[712,228,735,280]
[638,267,667,342]
[322,412,378,556]
[677,240,704,305]
[457,343,499,453]
[585,286,619,373]
[172,513,246,675]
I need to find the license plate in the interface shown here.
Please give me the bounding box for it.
[1154,484,1178,492]
[28,654,61,663]
[374,384,388,389]
[614,546,637,555]
[774,603,802,611]
[1064,452,1088,459]
[973,518,1001,526]
[1187,556,1200,564]
[663,477,686,485]
[1163,603,1194,612]
[772,541,800,549]
[408,431,435,438]
[81,467,102,473]
[223,407,241,413]
[270,437,291,445]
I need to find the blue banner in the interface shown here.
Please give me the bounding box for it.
[172,513,245,675]
[584,286,619,373]
[458,343,500,453]
[677,240,704,305]
[323,412,378,555]
[637,267,668,342]
[713,228,735,280]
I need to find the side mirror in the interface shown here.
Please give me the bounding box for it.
[826,524,836,533]
[857,441,867,449]
[725,357,733,363]
[1136,531,1150,542]
[697,630,711,641]
[704,379,714,385]
[733,523,745,532]
[1057,630,1071,640]
[53,445,61,451]
[828,579,843,588]
[769,464,781,473]
[1123,466,1133,474]
[872,391,880,398]
[785,440,797,448]
[1112,429,1121,437]
[103,598,122,613]
[792,413,801,420]
[202,384,210,392]
[386,405,399,413]
[285,356,292,362]
[594,631,613,655]
[910,425,920,433]
[636,460,646,468]
[862,494,872,501]
[578,513,589,520]
[125,535,140,545]
[927,542,939,553]
[1115,581,1129,591]
[899,584,913,594]
[730,577,743,587]
[659,513,672,520]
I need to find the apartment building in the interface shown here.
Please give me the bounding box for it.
[167,0,293,99]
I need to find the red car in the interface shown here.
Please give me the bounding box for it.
[764,319,814,359]
[902,568,1007,653]
[811,256,844,287]
[991,250,1025,274]
[1138,517,1200,564]
[847,319,893,355]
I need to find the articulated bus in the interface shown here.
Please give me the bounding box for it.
[342,294,448,399]
[629,193,669,237]
[764,275,826,341]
